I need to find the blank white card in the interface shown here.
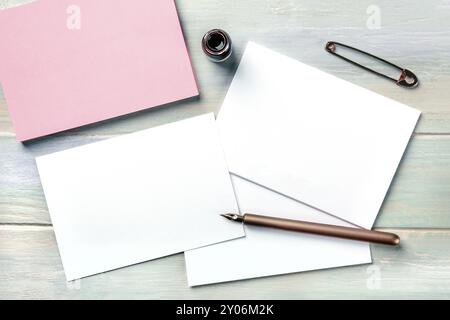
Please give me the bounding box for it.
[36,113,244,281]
[185,175,372,286]
[216,42,420,229]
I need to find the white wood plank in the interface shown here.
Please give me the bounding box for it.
[1,0,450,134]
[1,135,449,227]
[0,226,449,299]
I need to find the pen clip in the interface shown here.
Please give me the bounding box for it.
[325,41,419,88]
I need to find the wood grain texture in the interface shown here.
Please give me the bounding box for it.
[1,226,450,300]
[1,0,450,299]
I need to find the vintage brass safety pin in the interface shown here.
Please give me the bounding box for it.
[325,41,419,88]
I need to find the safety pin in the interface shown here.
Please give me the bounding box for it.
[325,41,419,88]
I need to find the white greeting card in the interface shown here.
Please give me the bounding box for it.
[217,42,420,229]
[185,175,371,286]
[36,113,244,281]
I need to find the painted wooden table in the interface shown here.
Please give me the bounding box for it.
[1,0,450,299]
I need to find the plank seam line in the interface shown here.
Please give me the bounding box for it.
[1,224,450,231]
[0,223,52,227]
[415,132,450,136]
[2,133,450,139]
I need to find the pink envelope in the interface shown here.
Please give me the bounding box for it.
[0,0,199,141]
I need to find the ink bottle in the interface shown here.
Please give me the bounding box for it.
[202,29,232,62]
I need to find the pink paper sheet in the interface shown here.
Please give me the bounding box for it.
[0,0,198,141]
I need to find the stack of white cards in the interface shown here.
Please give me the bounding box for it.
[36,42,420,285]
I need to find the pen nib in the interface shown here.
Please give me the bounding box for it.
[220,213,244,222]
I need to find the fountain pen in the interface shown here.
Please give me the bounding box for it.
[221,213,400,246]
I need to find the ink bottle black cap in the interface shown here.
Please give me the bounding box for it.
[202,29,232,62]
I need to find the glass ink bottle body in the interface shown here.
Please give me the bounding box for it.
[202,29,233,62]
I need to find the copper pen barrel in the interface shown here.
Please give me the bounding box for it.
[243,214,400,246]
